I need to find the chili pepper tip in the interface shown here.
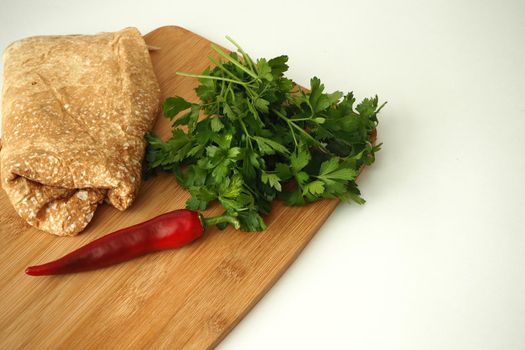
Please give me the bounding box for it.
[25,266,42,276]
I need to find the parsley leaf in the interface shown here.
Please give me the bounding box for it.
[145,37,384,231]
[163,96,192,119]
[261,172,282,192]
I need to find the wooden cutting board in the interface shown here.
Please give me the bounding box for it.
[0,26,365,349]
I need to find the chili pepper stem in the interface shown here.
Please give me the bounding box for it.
[201,214,241,230]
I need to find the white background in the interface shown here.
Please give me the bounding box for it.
[1,0,525,349]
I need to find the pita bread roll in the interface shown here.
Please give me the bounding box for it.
[0,27,160,236]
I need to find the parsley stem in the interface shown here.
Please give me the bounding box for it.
[210,44,259,80]
[290,117,313,122]
[227,84,236,102]
[239,118,253,149]
[207,55,243,82]
[226,36,256,71]
[258,83,270,96]
[176,72,247,86]
[290,127,298,148]
[272,109,328,152]
[377,101,388,113]
[243,182,258,197]
[289,121,327,152]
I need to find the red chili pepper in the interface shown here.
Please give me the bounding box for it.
[25,209,239,276]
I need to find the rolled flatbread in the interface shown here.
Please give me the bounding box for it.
[0,27,160,236]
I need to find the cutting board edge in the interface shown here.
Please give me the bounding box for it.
[208,200,340,348]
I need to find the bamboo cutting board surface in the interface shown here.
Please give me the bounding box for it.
[0,26,359,349]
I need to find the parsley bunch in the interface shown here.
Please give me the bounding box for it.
[145,37,385,231]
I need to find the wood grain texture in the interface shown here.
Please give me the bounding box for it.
[0,26,353,349]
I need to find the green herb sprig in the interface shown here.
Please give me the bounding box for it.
[145,37,385,231]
